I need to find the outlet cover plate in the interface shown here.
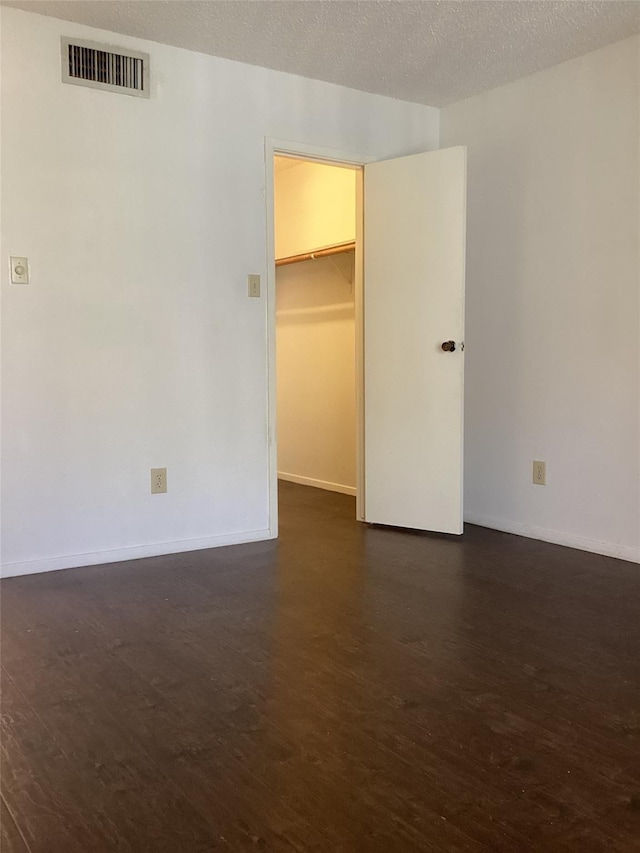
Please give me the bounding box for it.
[151,467,167,494]
[533,460,546,485]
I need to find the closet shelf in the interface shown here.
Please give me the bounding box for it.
[276,241,355,267]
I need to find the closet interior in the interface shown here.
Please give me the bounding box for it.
[274,156,358,498]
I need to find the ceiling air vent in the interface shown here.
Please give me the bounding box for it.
[61,37,150,98]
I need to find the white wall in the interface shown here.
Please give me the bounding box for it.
[277,256,356,495]
[441,36,639,562]
[0,8,438,576]
[276,161,357,495]
[275,159,356,258]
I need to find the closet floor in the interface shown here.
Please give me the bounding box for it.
[2,481,639,852]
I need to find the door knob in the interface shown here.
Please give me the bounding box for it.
[441,340,456,352]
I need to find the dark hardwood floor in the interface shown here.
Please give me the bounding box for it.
[1,482,639,852]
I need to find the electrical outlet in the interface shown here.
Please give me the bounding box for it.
[248,274,261,297]
[533,461,546,485]
[150,467,167,494]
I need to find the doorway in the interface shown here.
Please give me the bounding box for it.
[266,141,467,539]
[273,154,363,524]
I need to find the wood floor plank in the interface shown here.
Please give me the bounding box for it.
[1,481,639,851]
[1,796,31,853]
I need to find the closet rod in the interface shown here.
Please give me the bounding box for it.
[275,240,355,267]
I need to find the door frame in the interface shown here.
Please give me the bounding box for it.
[265,138,374,537]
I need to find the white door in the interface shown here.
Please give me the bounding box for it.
[363,146,466,534]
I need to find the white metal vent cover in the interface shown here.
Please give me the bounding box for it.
[61,37,150,98]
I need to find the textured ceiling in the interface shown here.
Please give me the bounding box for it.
[3,1,639,106]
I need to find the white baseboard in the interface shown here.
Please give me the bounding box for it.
[5,513,635,579]
[278,471,356,496]
[0,528,273,579]
[465,513,639,564]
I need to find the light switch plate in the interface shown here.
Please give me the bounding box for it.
[10,256,29,284]
[248,274,261,298]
